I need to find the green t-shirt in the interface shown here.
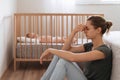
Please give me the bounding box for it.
[83,42,112,80]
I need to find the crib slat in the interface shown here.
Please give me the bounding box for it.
[58,16,60,39]
[50,16,52,47]
[61,16,64,45]
[75,16,78,45]
[40,16,43,56]
[50,16,54,59]
[71,16,73,32]
[24,16,27,59]
[81,16,85,44]
[30,16,33,59]
[56,16,58,49]
[53,16,56,45]
[18,16,22,59]
[46,16,48,50]
[36,16,38,59]
[66,16,68,38]
[14,14,17,71]
[86,16,89,43]
[33,16,36,59]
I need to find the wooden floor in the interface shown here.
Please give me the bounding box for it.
[1,61,50,80]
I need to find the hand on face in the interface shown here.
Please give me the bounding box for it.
[73,24,86,33]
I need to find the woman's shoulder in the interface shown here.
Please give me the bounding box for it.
[95,44,112,51]
[94,44,112,58]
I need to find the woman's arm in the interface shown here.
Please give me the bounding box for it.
[62,24,85,51]
[40,48,105,64]
[61,31,75,50]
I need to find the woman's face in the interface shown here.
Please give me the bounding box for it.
[84,21,99,39]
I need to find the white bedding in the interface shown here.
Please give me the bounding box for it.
[17,38,91,45]
[17,36,66,43]
[17,37,39,43]
[103,31,120,80]
[17,42,64,46]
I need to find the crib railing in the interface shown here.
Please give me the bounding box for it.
[14,13,104,71]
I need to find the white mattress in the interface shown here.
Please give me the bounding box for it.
[103,31,120,80]
[17,42,63,58]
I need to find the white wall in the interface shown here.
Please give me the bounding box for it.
[0,0,16,78]
[17,0,120,31]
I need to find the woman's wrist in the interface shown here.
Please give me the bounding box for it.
[48,48,56,53]
[71,30,77,36]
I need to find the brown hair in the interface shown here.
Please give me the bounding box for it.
[87,16,112,35]
[26,33,30,37]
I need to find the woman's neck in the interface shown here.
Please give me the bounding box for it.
[92,36,104,49]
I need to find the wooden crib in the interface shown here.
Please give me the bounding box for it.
[14,13,104,71]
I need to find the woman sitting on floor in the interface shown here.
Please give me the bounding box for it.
[40,16,113,80]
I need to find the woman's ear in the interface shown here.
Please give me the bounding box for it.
[97,27,102,34]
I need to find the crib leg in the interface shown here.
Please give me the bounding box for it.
[14,60,16,71]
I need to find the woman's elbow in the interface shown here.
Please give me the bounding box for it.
[69,55,83,62]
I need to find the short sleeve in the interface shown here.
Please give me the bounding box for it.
[95,45,112,59]
[83,42,93,52]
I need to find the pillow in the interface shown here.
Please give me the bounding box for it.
[17,37,39,43]
[103,31,120,80]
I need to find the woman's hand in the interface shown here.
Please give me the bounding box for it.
[72,24,86,34]
[40,48,52,64]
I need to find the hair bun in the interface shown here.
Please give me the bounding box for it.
[105,21,112,29]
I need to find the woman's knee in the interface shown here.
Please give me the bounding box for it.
[58,59,81,70]
[53,55,60,58]
[57,59,71,65]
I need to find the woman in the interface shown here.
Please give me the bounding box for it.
[40,16,113,80]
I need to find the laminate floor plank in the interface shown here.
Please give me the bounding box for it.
[1,62,50,80]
